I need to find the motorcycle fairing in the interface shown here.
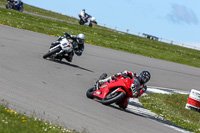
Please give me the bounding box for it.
[93,78,133,100]
[59,38,73,52]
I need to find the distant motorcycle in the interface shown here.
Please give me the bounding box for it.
[86,73,140,109]
[43,34,73,61]
[78,14,97,27]
[6,0,23,12]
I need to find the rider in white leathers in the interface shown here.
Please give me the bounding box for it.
[80,9,89,22]
[51,33,85,62]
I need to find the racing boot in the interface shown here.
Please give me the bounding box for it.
[65,56,72,62]
[56,55,63,61]
[64,51,74,62]
[116,98,128,109]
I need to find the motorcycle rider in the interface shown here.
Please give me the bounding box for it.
[14,0,21,10]
[50,32,85,62]
[80,9,89,22]
[98,70,151,109]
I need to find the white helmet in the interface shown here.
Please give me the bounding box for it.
[77,33,85,44]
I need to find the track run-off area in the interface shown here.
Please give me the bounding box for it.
[0,25,200,133]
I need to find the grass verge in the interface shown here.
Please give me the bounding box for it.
[0,0,78,23]
[0,103,77,133]
[139,93,200,133]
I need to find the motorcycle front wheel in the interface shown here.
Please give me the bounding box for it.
[101,91,125,105]
[86,87,96,99]
[43,47,60,59]
[6,4,12,9]
[79,19,84,25]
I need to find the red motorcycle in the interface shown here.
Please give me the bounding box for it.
[86,73,141,109]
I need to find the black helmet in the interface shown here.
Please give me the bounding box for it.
[82,9,85,11]
[138,71,151,84]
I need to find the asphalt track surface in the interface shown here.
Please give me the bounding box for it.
[0,25,200,133]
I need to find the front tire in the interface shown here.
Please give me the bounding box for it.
[101,91,125,105]
[6,3,12,9]
[86,87,96,99]
[79,19,84,25]
[43,47,60,59]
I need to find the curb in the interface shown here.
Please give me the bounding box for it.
[127,86,192,133]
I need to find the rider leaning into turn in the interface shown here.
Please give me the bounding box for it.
[80,9,89,22]
[98,70,151,109]
[14,0,21,10]
[51,32,85,62]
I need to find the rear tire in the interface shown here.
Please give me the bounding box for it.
[43,47,60,59]
[89,23,93,27]
[19,7,23,12]
[86,87,96,99]
[101,91,125,105]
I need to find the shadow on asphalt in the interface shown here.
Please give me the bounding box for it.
[46,59,94,73]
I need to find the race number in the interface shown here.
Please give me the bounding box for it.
[131,84,136,93]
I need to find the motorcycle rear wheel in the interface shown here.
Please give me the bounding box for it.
[101,91,125,105]
[89,23,93,27]
[19,7,23,12]
[43,47,60,59]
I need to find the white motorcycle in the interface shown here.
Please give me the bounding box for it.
[78,14,97,27]
[43,34,73,60]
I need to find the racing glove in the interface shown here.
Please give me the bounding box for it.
[64,32,71,38]
[115,72,122,77]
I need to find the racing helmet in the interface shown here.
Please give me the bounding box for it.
[138,71,151,84]
[82,9,85,12]
[77,33,85,44]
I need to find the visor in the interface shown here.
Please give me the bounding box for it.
[78,38,84,44]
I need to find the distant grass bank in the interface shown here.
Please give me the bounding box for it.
[0,0,78,23]
[0,4,200,68]
[140,93,200,133]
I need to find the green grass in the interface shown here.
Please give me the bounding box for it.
[0,0,78,23]
[140,93,200,133]
[0,0,5,6]
[0,104,76,133]
[23,4,78,24]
